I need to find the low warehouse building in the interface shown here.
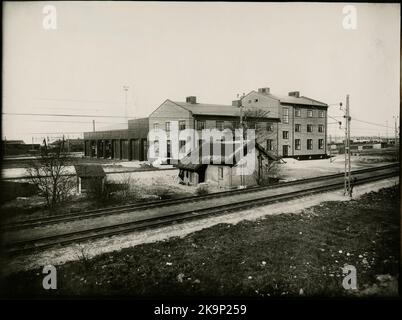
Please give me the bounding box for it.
[83,118,149,161]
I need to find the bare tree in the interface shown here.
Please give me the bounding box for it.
[253,160,281,186]
[243,108,281,184]
[27,143,75,208]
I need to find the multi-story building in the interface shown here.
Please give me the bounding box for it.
[241,87,328,158]
[83,87,328,161]
[148,96,280,161]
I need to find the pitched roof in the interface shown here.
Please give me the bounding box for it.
[171,101,241,117]
[250,91,327,107]
[272,94,327,107]
[177,140,278,171]
[171,100,280,121]
[74,164,106,178]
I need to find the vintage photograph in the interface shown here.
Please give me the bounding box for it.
[0,1,400,301]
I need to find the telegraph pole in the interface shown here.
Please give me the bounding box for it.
[92,120,96,132]
[239,93,245,188]
[343,95,351,197]
[393,115,399,160]
[123,85,129,121]
[386,120,389,144]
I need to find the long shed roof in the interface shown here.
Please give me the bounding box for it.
[177,140,278,171]
[74,164,106,178]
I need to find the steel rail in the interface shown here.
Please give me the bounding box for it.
[1,163,398,231]
[3,170,397,255]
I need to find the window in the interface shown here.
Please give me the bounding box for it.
[246,121,256,129]
[319,110,324,118]
[318,125,324,133]
[218,167,223,180]
[154,140,159,156]
[267,139,273,151]
[295,124,301,132]
[283,108,289,124]
[216,120,224,130]
[165,122,171,132]
[248,100,252,103]
[295,108,301,117]
[318,139,324,149]
[179,140,186,152]
[197,120,205,130]
[153,123,159,130]
[307,124,313,133]
[224,121,234,130]
[179,120,186,130]
[295,139,301,150]
[283,131,289,139]
[254,99,259,102]
[231,121,239,129]
[307,139,313,150]
[307,110,313,118]
[267,123,273,132]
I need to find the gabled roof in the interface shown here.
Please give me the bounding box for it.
[170,101,280,121]
[74,164,106,178]
[249,90,328,107]
[272,94,328,107]
[177,140,278,171]
[171,101,241,117]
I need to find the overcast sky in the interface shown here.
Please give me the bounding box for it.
[3,1,400,143]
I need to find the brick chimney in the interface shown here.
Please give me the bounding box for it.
[288,91,300,98]
[258,87,270,95]
[186,96,197,104]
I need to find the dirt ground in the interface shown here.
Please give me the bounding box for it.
[0,184,399,298]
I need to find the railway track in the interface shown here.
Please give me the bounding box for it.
[2,166,398,255]
[1,163,398,232]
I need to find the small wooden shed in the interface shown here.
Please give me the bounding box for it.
[177,140,278,188]
[74,164,106,194]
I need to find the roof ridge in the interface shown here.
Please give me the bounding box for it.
[300,96,328,106]
[173,101,234,108]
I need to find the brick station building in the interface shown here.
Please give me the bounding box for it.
[83,87,328,161]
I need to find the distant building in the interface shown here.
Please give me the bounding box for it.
[50,138,84,152]
[74,164,106,194]
[3,140,25,145]
[2,140,40,156]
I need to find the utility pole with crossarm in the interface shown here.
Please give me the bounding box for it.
[342,94,352,197]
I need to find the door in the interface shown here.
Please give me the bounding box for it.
[113,140,120,159]
[141,139,148,161]
[121,140,129,160]
[166,140,171,164]
[131,139,139,160]
[282,145,289,157]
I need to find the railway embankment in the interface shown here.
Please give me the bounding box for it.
[0,179,399,297]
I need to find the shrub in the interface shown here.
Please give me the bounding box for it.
[152,186,174,199]
[196,184,209,196]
